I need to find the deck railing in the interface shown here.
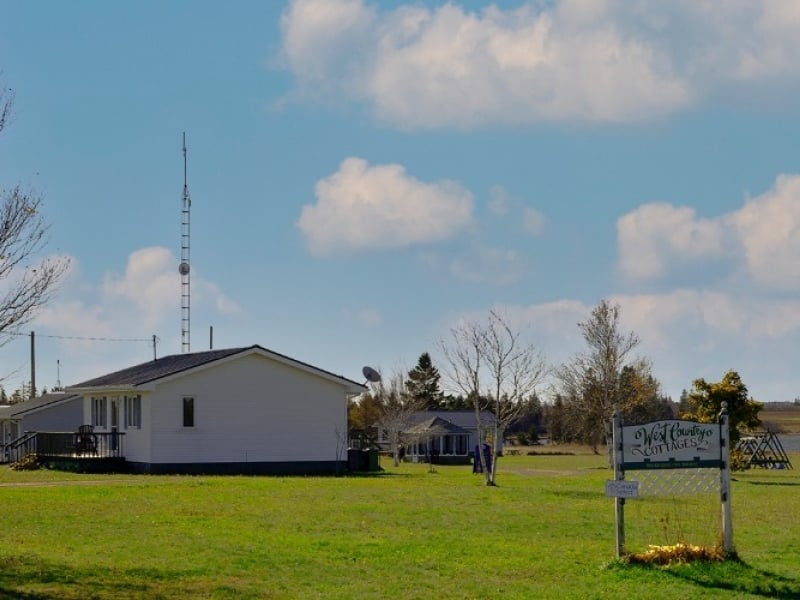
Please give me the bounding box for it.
[3,430,125,464]
[3,431,37,464]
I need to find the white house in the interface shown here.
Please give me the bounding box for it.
[21,345,365,474]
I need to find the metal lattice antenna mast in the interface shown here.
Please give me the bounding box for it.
[179,132,192,353]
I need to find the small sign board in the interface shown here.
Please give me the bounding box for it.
[621,419,721,470]
[605,480,639,498]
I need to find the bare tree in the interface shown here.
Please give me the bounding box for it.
[0,83,70,348]
[440,311,547,486]
[370,370,425,467]
[481,310,547,484]
[439,316,487,473]
[555,299,646,454]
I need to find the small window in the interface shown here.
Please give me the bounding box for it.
[91,397,107,427]
[183,396,194,428]
[124,395,141,429]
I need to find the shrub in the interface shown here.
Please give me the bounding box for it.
[729,449,750,472]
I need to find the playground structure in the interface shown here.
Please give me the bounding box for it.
[735,431,793,470]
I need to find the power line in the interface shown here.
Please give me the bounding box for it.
[5,331,156,343]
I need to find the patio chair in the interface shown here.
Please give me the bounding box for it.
[74,424,98,456]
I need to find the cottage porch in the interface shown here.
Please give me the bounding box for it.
[404,416,471,465]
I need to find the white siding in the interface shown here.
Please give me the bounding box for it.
[82,394,153,462]
[141,353,347,465]
[122,394,152,463]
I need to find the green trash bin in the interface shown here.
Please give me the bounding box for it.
[366,448,379,471]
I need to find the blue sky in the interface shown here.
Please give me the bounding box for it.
[2,0,800,402]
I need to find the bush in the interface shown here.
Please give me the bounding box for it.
[729,449,750,472]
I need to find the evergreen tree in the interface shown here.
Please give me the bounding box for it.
[405,352,443,410]
[617,366,673,424]
[440,394,470,410]
[507,394,543,438]
[544,395,568,443]
[678,388,692,416]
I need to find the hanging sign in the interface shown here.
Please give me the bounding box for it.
[621,419,721,470]
[605,479,639,498]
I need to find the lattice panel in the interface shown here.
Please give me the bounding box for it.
[628,468,719,496]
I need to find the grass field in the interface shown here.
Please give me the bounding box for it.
[0,450,798,599]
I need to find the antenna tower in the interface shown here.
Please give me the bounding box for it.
[179,133,192,353]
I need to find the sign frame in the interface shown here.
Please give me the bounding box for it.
[621,419,721,471]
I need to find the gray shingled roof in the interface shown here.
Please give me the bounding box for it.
[408,410,497,429]
[69,345,364,390]
[71,347,250,387]
[6,392,81,417]
[405,416,469,437]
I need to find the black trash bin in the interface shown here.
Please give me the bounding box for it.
[347,448,380,472]
[347,448,367,471]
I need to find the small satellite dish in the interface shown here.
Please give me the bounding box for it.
[362,366,381,383]
[178,262,190,276]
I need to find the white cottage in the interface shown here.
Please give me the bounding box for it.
[62,345,365,474]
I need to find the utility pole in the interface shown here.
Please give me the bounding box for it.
[30,331,36,399]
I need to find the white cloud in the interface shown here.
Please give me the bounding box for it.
[611,290,800,399]
[280,0,800,128]
[28,247,240,383]
[617,203,726,279]
[729,175,800,289]
[297,157,474,257]
[450,246,526,285]
[279,0,376,96]
[611,290,742,348]
[457,291,800,401]
[102,247,177,329]
[617,175,800,289]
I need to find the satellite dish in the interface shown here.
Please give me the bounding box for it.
[362,366,381,383]
[178,262,190,276]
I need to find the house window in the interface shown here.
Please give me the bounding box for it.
[183,396,194,428]
[91,397,107,427]
[124,395,141,429]
[443,435,454,455]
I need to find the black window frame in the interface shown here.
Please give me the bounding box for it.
[182,396,194,428]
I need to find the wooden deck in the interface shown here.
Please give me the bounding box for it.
[3,431,128,473]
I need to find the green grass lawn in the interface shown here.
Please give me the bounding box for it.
[0,453,798,599]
